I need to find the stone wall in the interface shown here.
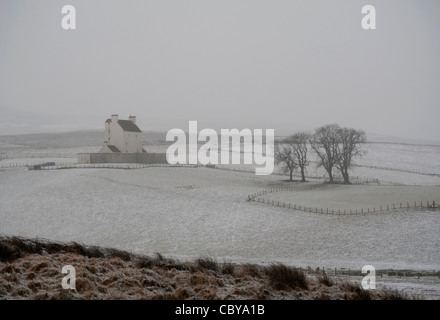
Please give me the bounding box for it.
[77,152,167,164]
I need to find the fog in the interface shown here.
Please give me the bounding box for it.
[1,0,439,141]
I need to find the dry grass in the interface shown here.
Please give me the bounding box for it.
[236,264,262,278]
[378,288,410,300]
[0,235,416,300]
[220,261,236,276]
[264,263,309,291]
[195,257,219,273]
[316,273,334,287]
[341,281,372,300]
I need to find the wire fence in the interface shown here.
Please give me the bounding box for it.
[209,165,327,180]
[253,197,439,215]
[304,266,440,279]
[299,266,440,299]
[3,153,78,159]
[27,163,198,170]
[355,163,440,178]
[248,186,439,215]
[206,164,382,184]
[208,164,439,187]
[327,176,380,184]
[1,160,438,187]
[0,162,75,168]
[247,184,326,201]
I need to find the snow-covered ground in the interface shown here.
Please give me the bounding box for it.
[0,131,439,298]
[358,142,440,176]
[1,166,439,271]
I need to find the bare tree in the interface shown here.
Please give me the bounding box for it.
[274,139,297,181]
[311,124,341,184]
[274,132,311,182]
[335,127,367,184]
[311,124,367,184]
[290,132,311,182]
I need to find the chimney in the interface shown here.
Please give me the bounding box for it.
[111,114,118,123]
[129,115,136,124]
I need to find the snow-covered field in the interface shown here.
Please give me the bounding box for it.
[1,131,440,297]
[358,142,440,176]
[1,165,439,270]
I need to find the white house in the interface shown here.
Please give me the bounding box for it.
[99,114,146,153]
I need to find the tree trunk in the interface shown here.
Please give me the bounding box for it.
[327,169,334,183]
[342,170,351,184]
[289,168,293,181]
[338,166,351,184]
[300,167,306,182]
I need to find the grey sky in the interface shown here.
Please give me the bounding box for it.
[1,0,439,141]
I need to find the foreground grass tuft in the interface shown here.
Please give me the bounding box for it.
[264,263,309,290]
[379,288,410,300]
[221,261,236,276]
[342,281,371,300]
[195,256,220,273]
[316,273,334,287]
